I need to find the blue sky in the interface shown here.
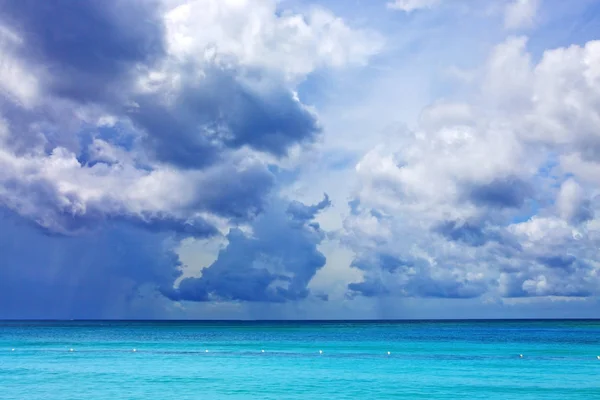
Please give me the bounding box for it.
[1,0,600,319]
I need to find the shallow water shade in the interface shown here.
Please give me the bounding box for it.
[1,320,599,399]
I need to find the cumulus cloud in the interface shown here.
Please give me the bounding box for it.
[386,0,441,13]
[0,0,165,103]
[163,0,381,80]
[0,122,273,235]
[165,195,331,303]
[344,35,600,303]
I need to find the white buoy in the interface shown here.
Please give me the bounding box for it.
[132,349,137,352]
[261,349,265,353]
[597,356,600,360]
[519,354,523,358]
[11,348,15,352]
[205,349,209,353]
[319,350,323,354]
[69,348,74,352]
[387,351,391,355]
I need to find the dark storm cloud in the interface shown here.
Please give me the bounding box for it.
[0,210,182,319]
[164,196,331,303]
[132,68,321,169]
[0,0,165,102]
[0,1,321,171]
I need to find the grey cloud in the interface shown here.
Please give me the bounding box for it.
[287,194,331,223]
[132,68,321,169]
[536,255,577,270]
[347,252,489,300]
[434,220,489,247]
[165,196,331,303]
[347,280,389,298]
[351,253,413,273]
[0,210,182,319]
[468,176,531,209]
[0,0,165,102]
[0,157,277,237]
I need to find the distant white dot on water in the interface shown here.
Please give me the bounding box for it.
[261,350,265,353]
[132,349,137,352]
[319,350,323,354]
[597,356,600,360]
[519,354,523,358]
[387,351,391,355]
[11,348,15,352]
[205,349,209,353]
[69,348,74,352]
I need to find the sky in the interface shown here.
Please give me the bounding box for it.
[1,0,600,319]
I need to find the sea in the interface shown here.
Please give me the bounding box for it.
[1,320,599,399]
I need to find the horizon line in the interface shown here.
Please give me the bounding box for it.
[2,318,599,322]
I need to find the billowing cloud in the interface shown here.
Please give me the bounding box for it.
[165,195,331,303]
[344,35,600,303]
[131,67,321,169]
[0,0,165,103]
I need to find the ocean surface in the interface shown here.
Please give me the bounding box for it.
[1,320,599,399]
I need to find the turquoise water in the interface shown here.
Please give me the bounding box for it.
[1,320,599,399]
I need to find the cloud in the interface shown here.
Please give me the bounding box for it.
[0,0,165,102]
[467,176,531,209]
[504,0,540,30]
[343,35,600,303]
[347,252,490,300]
[0,128,274,235]
[163,0,381,80]
[165,195,331,303]
[556,178,594,225]
[131,67,321,169]
[433,220,489,247]
[386,0,441,13]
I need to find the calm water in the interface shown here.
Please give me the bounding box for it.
[1,320,599,399]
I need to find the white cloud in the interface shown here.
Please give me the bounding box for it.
[343,34,600,302]
[163,0,382,81]
[386,0,441,13]
[525,40,600,154]
[483,36,533,109]
[0,26,40,108]
[504,0,540,30]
